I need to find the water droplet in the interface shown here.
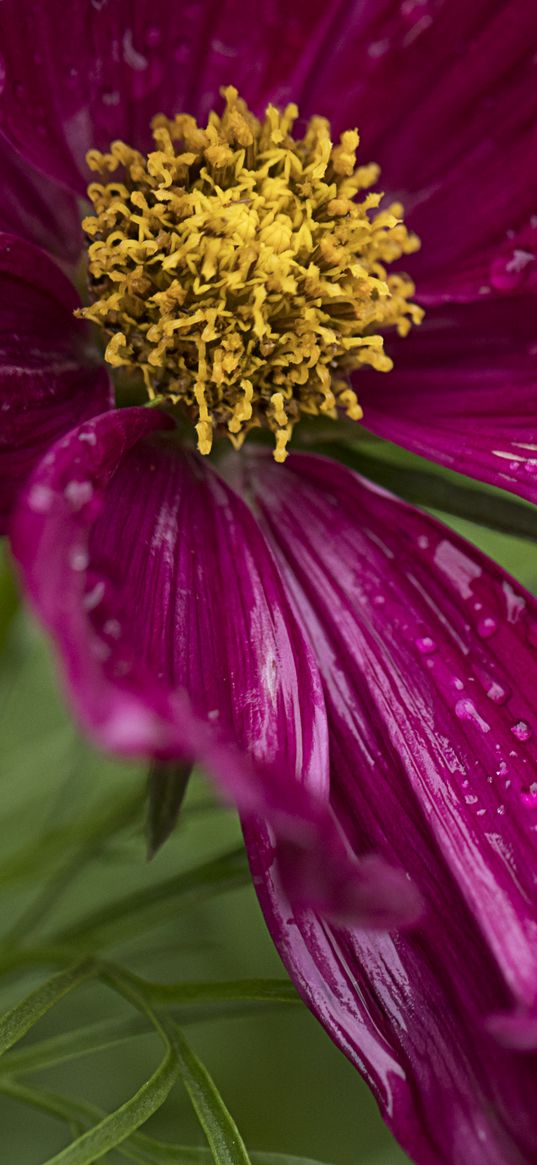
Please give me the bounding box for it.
[83,580,105,611]
[464,793,478,805]
[455,698,491,733]
[122,28,148,70]
[502,580,526,623]
[367,37,391,58]
[103,618,121,639]
[497,805,506,816]
[417,534,429,550]
[490,249,535,292]
[484,681,510,705]
[496,761,508,777]
[520,782,537,808]
[415,635,436,655]
[69,547,89,572]
[476,615,498,639]
[511,720,532,742]
[64,480,93,510]
[28,484,54,513]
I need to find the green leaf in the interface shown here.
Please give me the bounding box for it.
[146,761,193,860]
[0,1015,149,1076]
[0,1079,336,1165]
[0,788,142,889]
[0,1078,169,1165]
[40,1046,180,1165]
[171,1024,251,1165]
[113,969,299,1009]
[50,846,249,951]
[0,961,94,1056]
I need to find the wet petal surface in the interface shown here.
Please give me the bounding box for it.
[244,451,537,1165]
[11,408,419,926]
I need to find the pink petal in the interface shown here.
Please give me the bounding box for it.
[243,450,537,1164]
[0,132,81,263]
[11,407,419,927]
[359,294,537,506]
[0,0,338,191]
[0,233,112,532]
[296,1,537,306]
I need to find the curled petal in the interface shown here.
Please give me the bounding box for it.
[11,407,418,926]
[244,451,537,1163]
[0,233,112,532]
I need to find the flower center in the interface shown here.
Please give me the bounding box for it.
[79,86,422,461]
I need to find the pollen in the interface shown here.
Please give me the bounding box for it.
[78,87,422,461]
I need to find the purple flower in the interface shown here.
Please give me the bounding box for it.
[1,2,537,1161]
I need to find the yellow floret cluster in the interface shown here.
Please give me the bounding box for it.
[79,87,422,461]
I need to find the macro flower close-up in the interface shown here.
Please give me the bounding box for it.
[0,2,537,1164]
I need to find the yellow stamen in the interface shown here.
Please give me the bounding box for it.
[78,86,422,461]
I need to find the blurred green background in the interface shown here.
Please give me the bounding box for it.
[1,485,536,1165]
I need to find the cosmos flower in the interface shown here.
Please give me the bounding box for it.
[1,2,537,1162]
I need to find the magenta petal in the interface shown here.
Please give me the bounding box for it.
[244,451,537,1164]
[360,294,537,505]
[0,233,112,532]
[11,407,421,927]
[0,0,333,191]
[0,133,81,263]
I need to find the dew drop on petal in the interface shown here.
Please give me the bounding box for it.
[415,635,436,655]
[476,615,498,639]
[520,782,537,808]
[28,484,54,513]
[455,698,491,733]
[83,580,105,611]
[64,480,93,510]
[502,580,526,623]
[511,720,532,742]
[484,681,511,705]
[69,547,89,572]
[103,618,121,639]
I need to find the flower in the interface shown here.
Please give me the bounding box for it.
[1,2,537,1162]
